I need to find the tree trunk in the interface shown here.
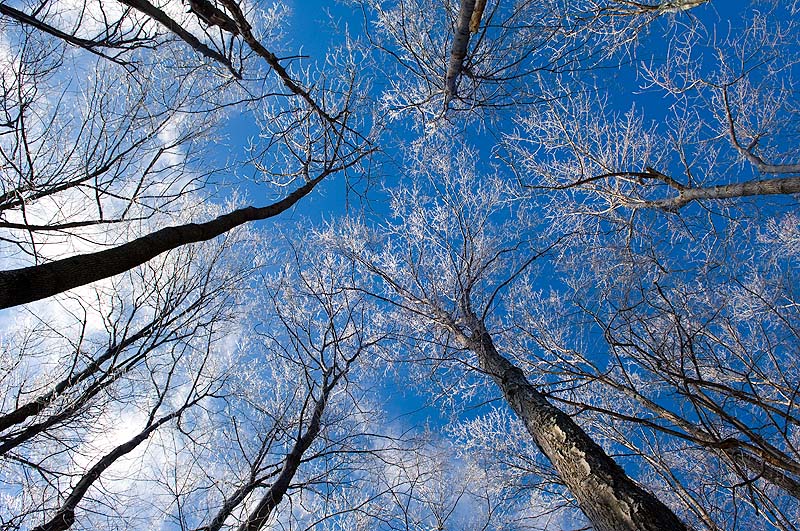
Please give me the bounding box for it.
[0,174,325,309]
[654,176,800,210]
[444,0,476,103]
[236,386,329,531]
[465,322,689,531]
[469,0,487,33]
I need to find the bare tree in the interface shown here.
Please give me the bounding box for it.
[0,226,401,530]
[0,3,378,529]
[503,232,800,530]
[2,2,798,531]
[0,0,373,309]
[148,238,392,531]
[30,370,216,531]
[353,0,581,120]
[352,0,712,122]
[477,5,800,528]
[0,227,251,455]
[504,1,799,215]
[0,221,255,529]
[362,437,518,531]
[326,144,691,530]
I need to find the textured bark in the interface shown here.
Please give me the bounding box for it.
[465,322,689,531]
[658,0,710,13]
[444,0,476,103]
[469,0,487,33]
[653,176,800,210]
[0,174,325,309]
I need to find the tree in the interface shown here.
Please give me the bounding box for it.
[3,1,799,530]
[0,2,376,528]
[504,1,799,215]
[1,227,395,531]
[0,232,249,457]
[325,35,798,516]
[0,0,372,309]
[201,243,389,531]
[326,146,690,530]
[354,0,578,119]
[504,255,800,530]
[353,0,715,122]
[491,2,800,527]
[0,221,255,529]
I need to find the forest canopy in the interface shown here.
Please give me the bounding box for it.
[0,1,798,530]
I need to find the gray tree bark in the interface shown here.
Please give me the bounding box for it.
[444,0,476,103]
[461,318,689,531]
[652,176,800,211]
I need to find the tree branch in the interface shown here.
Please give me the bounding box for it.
[0,172,328,309]
[444,0,476,105]
[116,0,239,77]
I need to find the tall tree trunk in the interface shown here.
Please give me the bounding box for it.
[464,320,689,531]
[653,176,800,210]
[0,174,325,309]
[469,0,487,33]
[236,383,330,531]
[444,0,476,103]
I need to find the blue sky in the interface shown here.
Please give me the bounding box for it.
[0,1,797,529]
[254,0,777,425]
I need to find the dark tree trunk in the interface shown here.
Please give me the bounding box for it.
[0,174,325,309]
[236,385,329,531]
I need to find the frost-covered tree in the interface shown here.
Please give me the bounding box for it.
[2,1,799,531]
[325,141,690,530]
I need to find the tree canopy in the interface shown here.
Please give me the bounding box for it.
[0,1,798,530]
